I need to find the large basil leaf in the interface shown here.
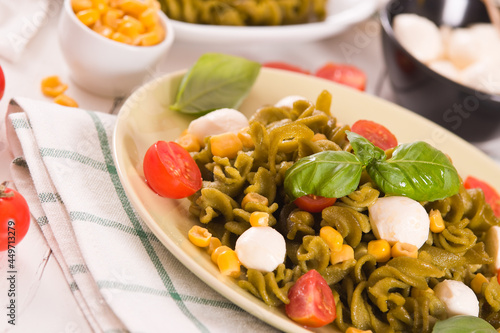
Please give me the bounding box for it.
[347,131,386,165]
[284,151,363,201]
[170,53,261,115]
[432,315,496,333]
[367,141,460,201]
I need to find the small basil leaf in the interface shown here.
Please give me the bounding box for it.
[170,53,261,115]
[367,141,460,202]
[432,315,496,333]
[284,151,363,201]
[346,131,386,165]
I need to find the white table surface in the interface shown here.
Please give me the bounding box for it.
[0,2,499,333]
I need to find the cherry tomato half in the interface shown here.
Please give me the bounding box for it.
[350,119,398,151]
[315,63,367,91]
[1,183,30,251]
[262,62,311,75]
[294,194,337,213]
[464,176,500,217]
[143,141,202,199]
[0,64,5,100]
[286,269,336,328]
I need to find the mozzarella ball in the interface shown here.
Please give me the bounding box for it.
[187,108,249,144]
[428,60,460,81]
[368,196,430,248]
[447,28,481,69]
[235,226,286,272]
[434,280,479,317]
[469,23,500,59]
[461,58,500,95]
[274,95,308,109]
[485,226,500,273]
[393,14,443,63]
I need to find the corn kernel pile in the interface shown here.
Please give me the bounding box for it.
[71,0,165,46]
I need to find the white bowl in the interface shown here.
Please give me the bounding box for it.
[58,0,174,97]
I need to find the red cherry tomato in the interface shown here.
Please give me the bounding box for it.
[286,269,336,328]
[294,194,337,213]
[350,119,398,151]
[497,269,500,285]
[262,62,310,75]
[143,141,202,199]
[0,64,5,100]
[1,183,30,251]
[464,176,500,217]
[315,63,367,91]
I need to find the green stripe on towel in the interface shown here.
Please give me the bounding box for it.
[88,111,210,333]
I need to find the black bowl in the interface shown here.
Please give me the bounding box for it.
[380,0,500,142]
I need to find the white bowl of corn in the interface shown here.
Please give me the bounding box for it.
[58,0,174,97]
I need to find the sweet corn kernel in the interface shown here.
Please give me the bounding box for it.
[206,237,222,256]
[93,25,114,38]
[391,242,418,259]
[249,212,269,227]
[346,328,373,333]
[471,273,489,294]
[211,245,231,264]
[217,249,241,278]
[91,0,108,13]
[241,192,269,210]
[237,127,254,149]
[176,133,201,152]
[331,244,354,265]
[320,226,343,252]
[210,132,243,159]
[111,31,133,44]
[312,133,327,141]
[41,76,68,97]
[188,225,212,248]
[429,209,445,233]
[139,7,158,28]
[119,0,148,17]
[136,30,162,46]
[117,17,144,40]
[71,0,93,12]
[54,94,79,108]
[76,8,100,26]
[367,239,391,263]
[102,9,124,29]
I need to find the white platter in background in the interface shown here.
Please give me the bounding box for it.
[169,0,379,44]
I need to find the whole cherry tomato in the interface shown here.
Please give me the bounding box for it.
[464,176,500,217]
[294,194,337,213]
[315,63,367,91]
[1,182,30,251]
[0,64,5,100]
[350,119,398,151]
[286,269,336,328]
[262,62,310,75]
[143,141,202,199]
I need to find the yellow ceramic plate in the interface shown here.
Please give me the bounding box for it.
[112,68,500,333]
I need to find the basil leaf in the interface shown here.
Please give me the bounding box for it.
[432,315,496,333]
[284,151,363,201]
[346,131,386,165]
[170,53,261,115]
[367,141,461,201]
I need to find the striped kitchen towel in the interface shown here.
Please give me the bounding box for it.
[5,97,279,333]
